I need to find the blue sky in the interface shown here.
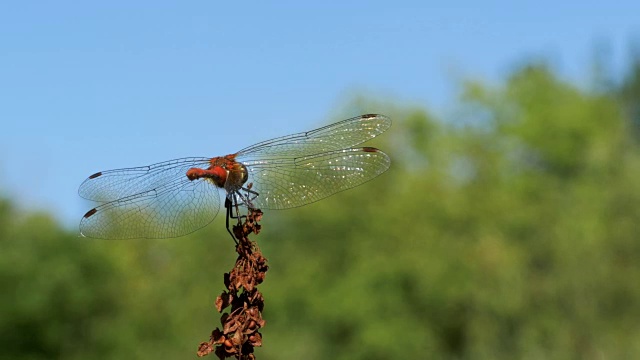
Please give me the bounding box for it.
[0,1,638,228]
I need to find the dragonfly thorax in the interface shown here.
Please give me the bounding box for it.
[223,162,249,194]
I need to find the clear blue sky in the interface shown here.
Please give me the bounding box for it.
[1,1,638,228]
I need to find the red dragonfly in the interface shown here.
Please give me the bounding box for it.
[79,114,391,239]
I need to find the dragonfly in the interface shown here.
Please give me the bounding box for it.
[79,114,391,239]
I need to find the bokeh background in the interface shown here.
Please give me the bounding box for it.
[2,2,640,359]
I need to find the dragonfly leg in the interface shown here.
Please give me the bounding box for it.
[225,187,260,242]
[240,186,259,208]
[224,197,238,243]
[233,184,259,209]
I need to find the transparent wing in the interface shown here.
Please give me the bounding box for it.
[242,147,390,210]
[79,157,211,202]
[80,177,220,239]
[235,114,391,159]
[78,114,392,239]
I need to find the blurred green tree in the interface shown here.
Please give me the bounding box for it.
[618,49,640,137]
[0,200,124,359]
[2,62,640,359]
[261,63,640,359]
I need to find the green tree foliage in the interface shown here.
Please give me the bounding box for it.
[0,200,238,359]
[2,63,640,359]
[619,50,640,136]
[0,201,123,359]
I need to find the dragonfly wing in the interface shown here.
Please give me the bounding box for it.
[241,147,390,210]
[79,157,211,202]
[235,114,391,159]
[80,177,221,239]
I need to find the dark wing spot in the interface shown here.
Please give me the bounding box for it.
[83,208,98,218]
[361,114,378,119]
[88,172,103,179]
[362,147,379,153]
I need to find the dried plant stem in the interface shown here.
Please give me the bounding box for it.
[197,208,268,359]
